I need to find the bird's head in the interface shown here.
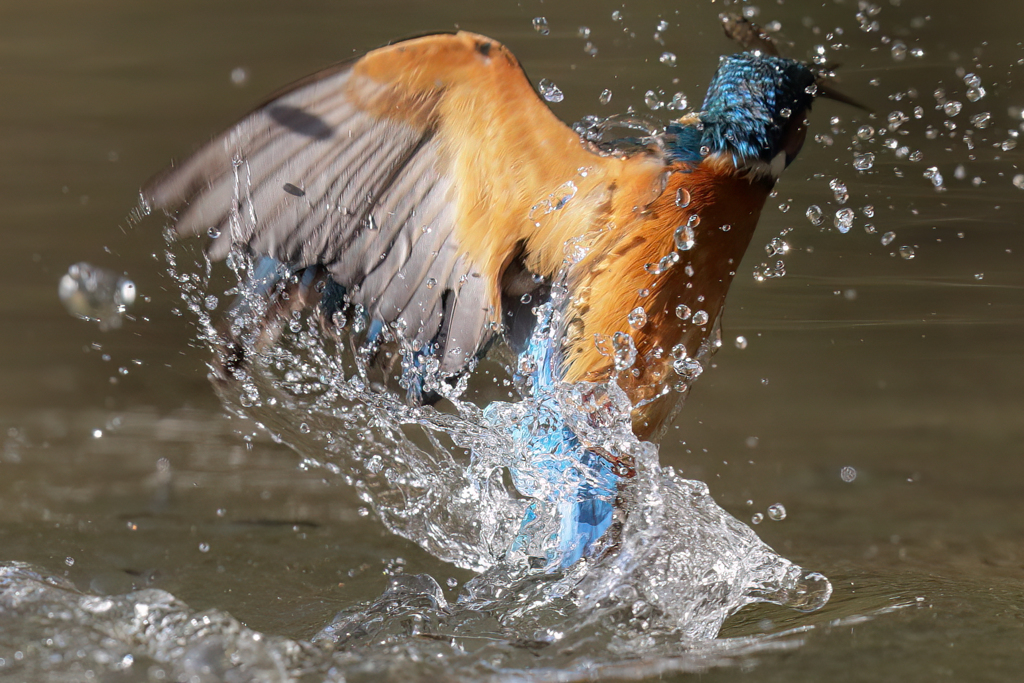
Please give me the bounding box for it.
[670,52,817,180]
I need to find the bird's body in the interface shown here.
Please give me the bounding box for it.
[146,29,823,568]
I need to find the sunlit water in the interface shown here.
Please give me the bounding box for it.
[3,0,1024,680]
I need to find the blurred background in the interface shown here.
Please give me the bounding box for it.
[1,0,1022,679]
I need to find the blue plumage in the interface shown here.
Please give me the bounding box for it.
[670,53,816,170]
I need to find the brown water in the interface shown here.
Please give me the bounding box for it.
[2,0,1024,680]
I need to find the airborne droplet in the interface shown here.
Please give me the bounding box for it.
[834,208,855,233]
[674,224,696,251]
[538,79,564,103]
[628,307,647,329]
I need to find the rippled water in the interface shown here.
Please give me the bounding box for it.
[3,0,1024,681]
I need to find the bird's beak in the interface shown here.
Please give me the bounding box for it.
[815,77,873,114]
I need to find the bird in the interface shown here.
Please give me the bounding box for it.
[143,18,846,569]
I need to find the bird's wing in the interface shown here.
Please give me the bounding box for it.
[144,31,627,375]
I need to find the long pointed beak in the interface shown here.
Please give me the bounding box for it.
[815,79,873,114]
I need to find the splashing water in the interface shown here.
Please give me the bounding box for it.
[40,209,825,680]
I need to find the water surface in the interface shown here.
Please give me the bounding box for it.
[2,0,1023,680]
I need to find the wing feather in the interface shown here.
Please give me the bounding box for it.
[144,31,663,385]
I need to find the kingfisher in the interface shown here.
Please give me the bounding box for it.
[144,18,848,570]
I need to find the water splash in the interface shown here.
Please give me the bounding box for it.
[134,223,831,650]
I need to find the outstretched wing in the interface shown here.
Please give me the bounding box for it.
[145,31,617,375]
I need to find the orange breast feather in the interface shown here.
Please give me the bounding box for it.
[560,163,772,439]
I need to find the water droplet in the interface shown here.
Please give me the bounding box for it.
[644,90,661,110]
[829,179,849,204]
[538,79,564,103]
[923,166,944,188]
[765,237,789,257]
[1002,138,1017,152]
[974,273,984,281]
[578,26,591,39]
[691,310,709,326]
[899,245,916,260]
[966,86,986,102]
[806,205,824,226]
[970,112,991,129]
[887,111,908,129]
[673,356,703,381]
[532,17,549,35]
[599,88,613,105]
[943,101,962,117]
[659,52,677,67]
[675,188,691,208]
[1014,174,1024,189]
[834,208,855,233]
[778,200,791,213]
[735,336,748,349]
[890,41,907,61]
[751,513,764,525]
[669,92,688,110]
[628,307,647,329]
[674,224,696,251]
[675,304,691,320]
[841,466,857,483]
[446,577,458,588]
[612,332,637,371]
[611,10,622,21]
[767,503,787,521]
[853,152,874,170]
[198,542,210,553]
[299,422,310,434]
[425,278,437,290]
[65,556,75,567]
